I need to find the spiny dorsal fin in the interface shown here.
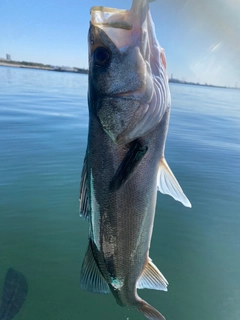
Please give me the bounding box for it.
[157,158,192,208]
[137,258,168,291]
[80,240,109,294]
[79,154,90,219]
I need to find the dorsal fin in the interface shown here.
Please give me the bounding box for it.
[157,158,192,208]
[137,258,168,291]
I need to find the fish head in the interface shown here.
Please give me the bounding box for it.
[88,0,170,145]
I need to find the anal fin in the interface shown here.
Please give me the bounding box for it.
[80,240,109,294]
[157,158,192,208]
[137,258,168,291]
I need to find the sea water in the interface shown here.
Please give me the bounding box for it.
[0,66,239,320]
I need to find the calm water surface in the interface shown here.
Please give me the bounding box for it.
[0,66,239,320]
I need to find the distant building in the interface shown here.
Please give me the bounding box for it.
[6,54,11,61]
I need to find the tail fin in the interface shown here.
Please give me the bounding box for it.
[137,299,166,320]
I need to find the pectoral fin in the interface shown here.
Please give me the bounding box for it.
[80,240,109,294]
[157,158,192,208]
[79,154,90,219]
[137,258,168,291]
[109,139,148,192]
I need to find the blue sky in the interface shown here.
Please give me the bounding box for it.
[0,0,239,87]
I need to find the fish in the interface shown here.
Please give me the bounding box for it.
[0,268,28,320]
[79,1,191,319]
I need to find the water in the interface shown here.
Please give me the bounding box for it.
[0,66,239,320]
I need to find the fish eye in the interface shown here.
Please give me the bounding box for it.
[93,47,111,67]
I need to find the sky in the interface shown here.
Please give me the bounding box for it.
[0,0,239,87]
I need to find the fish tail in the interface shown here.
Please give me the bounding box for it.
[137,298,166,320]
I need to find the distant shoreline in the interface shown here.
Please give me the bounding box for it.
[0,60,88,75]
[168,78,233,90]
[0,60,238,90]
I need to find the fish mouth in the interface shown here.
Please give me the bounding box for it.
[90,7,134,50]
[90,6,132,30]
[90,1,149,51]
[91,1,149,27]
[90,6,132,29]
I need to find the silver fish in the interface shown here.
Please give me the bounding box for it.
[79,1,191,319]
